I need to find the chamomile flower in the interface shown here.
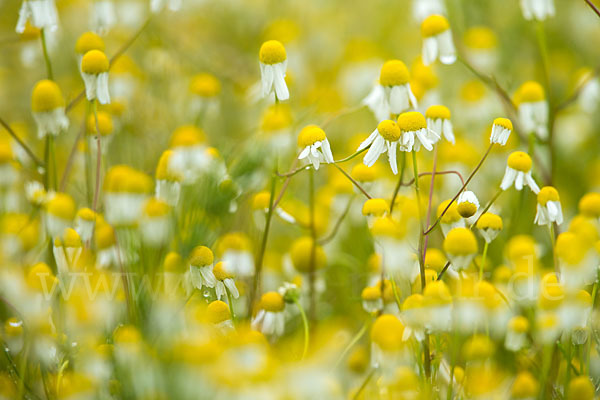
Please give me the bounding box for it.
[361,286,383,314]
[44,193,76,238]
[423,280,453,332]
[167,125,208,182]
[75,207,96,243]
[443,227,478,271]
[363,60,418,121]
[252,291,286,337]
[370,314,408,373]
[511,371,539,399]
[75,32,105,72]
[95,221,117,268]
[188,245,216,290]
[213,262,239,301]
[555,232,597,290]
[362,198,389,228]
[189,73,221,117]
[103,165,153,226]
[425,105,454,144]
[297,125,334,170]
[401,294,426,341]
[358,120,401,174]
[578,192,600,219]
[520,0,555,21]
[515,81,548,139]
[504,316,529,352]
[421,15,456,66]
[437,199,466,236]
[476,212,503,243]
[217,232,254,279]
[53,228,82,274]
[456,191,479,219]
[140,198,170,246]
[500,151,540,194]
[259,40,289,101]
[290,236,327,274]
[31,80,69,138]
[16,0,59,33]
[397,111,439,152]
[206,300,234,332]
[81,49,111,104]
[155,150,182,206]
[463,26,498,72]
[534,186,563,226]
[25,180,46,206]
[490,117,513,146]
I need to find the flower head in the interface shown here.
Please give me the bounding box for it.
[31,80,69,138]
[259,40,289,101]
[421,15,456,65]
[534,186,563,226]
[490,117,513,146]
[81,49,111,104]
[500,151,540,193]
[397,111,439,152]
[425,105,454,143]
[297,125,334,170]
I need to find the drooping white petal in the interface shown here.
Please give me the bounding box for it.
[388,140,398,175]
[357,129,379,152]
[500,166,517,190]
[422,37,438,66]
[438,30,457,65]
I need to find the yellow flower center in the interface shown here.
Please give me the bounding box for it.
[86,111,113,136]
[189,245,214,267]
[537,186,560,205]
[259,40,287,65]
[351,163,377,182]
[144,198,169,217]
[163,252,182,271]
[27,262,55,291]
[31,80,65,112]
[425,105,451,120]
[81,50,109,75]
[421,14,450,37]
[361,286,381,301]
[362,198,389,216]
[75,31,105,55]
[252,191,271,210]
[169,125,206,147]
[370,217,404,238]
[457,202,477,218]
[460,80,486,102]
[261,291,285,312]
[95,223,115,249]
[509,316,529,333]
[507,151,532,172]
[46,193,76,220]
[376,120,401,142]
[397,111,427,132]
[290,236,327,272]
[568,377,595,400]
[213,261,232,281]
[423,280,452,305]
[76,207,96,221]
[476,212,503,230]
[402,294,424,311]
[579,192,600,218]
[104,165,153,194]
[207,300,231,324]
[424,248,447,272]
[297,125,326,147]
[515,81,545,104]
[464,26,497,50]
[493,117,513,131]
[370,314,404,351]
[437,199,461,224]
[379,60,410,86]
[443,227,478,256]
[261,104,293,132]
[189,73,221,97]
[555,232,587,265]
[62,228,82,248]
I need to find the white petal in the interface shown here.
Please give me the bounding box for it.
[500,166,517,191]
[388,141,398,175]
[422,37,438,66]
[357,129,379,152]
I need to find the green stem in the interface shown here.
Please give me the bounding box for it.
[353,369,376,400]
[40,29,53,80]
[549,223,559,276]
[564,334,572,398]
[294,298,310,360]
[334,322,369,368]
[225,285,236,324]
[389,152,407,214]
[92,101,102,212]
[308,168,317,321]
[480,241,489,281]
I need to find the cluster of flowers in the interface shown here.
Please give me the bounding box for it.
[2,0,600,399]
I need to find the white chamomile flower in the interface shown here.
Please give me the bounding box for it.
[500,151,540,194]
[397,111,439,152]
[297,125,334,170]
[16,0,59,33]
[188,246,217,290]
[515,81,548,139]
[31,80,69,139]
[44,193,76,239]
[81,49,111,104]
[363,60,418,121]
[425,105,454,144]
[358,120,401,174]
[75,207,96,243]
[456,190,479,219]
[52,228,82,275]
[520,0,555,21]
[475,212,503,243]
[505,316,529,351]
[150,0,181,13]
[259,40,289,101]
[490,117,513,146]
[421,15,456,66]
[534,186,563,226]
[361,286,383,314]
[213,262,239,301]
[443,227,478,271]
[251,292,286,337]
[402,294,426,341]
[25,180,47,206]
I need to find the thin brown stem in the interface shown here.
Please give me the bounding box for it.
[318,195,355,245]
[585,0,600,18]
[332,163,372,199]
[421,145,438,266]
[0,117,44,167]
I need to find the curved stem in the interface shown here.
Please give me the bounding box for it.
[293,298,310,360]
[389,152,407,214]
[0,117,43,167]
[225,285,236,324]
[92,101,102,212]
[479,241,489,281]
[40,29,53,80]
[334,146,369,164]
[421,145,438,267]
[318,195,355,245]
[332,163,371,199]
[334,321,369,368]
